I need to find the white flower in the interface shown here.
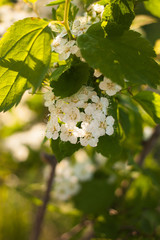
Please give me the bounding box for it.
[106,125,114,136]
[46,118,60,140]
[92,4,104,14]
[60,124,82,144]
[80,123,99,147]
[99,77,122,96]
[73,161,95,181]
[106,116,115,126]
[44,90,56,107]
[85,103,96,115]
[94,69,102,78]
[63,105,81,124]
[51,36,67,52]
[72,17,90,37]
[105,116,115,136]
[59,40,79,60]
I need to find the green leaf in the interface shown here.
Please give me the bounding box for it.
[144,0,160,18]
[50,138,81,162]
[0,18,52,112]
[133,91,160,124]
[77,23,160,87]
[119,107,131,136]
[51,61,90,98]
[46,0,65,6]
[102,0,135,36]
[50,62,71,81]
[73,179,116,214]
[96,133,122,158]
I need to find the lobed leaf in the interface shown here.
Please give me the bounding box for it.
[77,23,160,87]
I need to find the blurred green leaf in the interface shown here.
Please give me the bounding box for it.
[144,0,160,18]
[133,91,160,124]
[73,179,116,214]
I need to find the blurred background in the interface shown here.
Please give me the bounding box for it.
[1,1,160,240]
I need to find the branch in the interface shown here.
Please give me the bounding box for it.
[136,125,160,166]
[30,153,57,240]
[56,219,91,240]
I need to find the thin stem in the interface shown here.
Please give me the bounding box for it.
[63,0,73,40]
[136,125,160,166]
[30,153,57,240]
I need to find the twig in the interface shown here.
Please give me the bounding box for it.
[57,219,91,240]
[136,125,160,166]
[30,153,57,240]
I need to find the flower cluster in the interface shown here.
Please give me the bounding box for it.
[44,86,115,147]
[52,150,95,201]
[51,3,104,62]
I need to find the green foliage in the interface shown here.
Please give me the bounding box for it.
[78,23,160,87]
[46,0,65,6]
[50,138,81,161]
[50,62,71,81]
[144,0,160,18]
[102,0,135,36]
[0,18,52,112]
[1,1,160,239]
[51,61,90,98]
[133,91,160,124]
[73,178,116,214]
[56,3,79,22]
[96,133,122,158]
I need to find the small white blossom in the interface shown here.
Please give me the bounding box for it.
[99,77,122,96]
[106,116,115,126]
[106,125,114,136]
[46,118,60,140]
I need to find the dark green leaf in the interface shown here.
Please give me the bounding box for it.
[78,23,160,87]
[0,18,52,112]
[133,91,160,124]
[119,107,131,136]
[96,133,122,158]
[51,61,90,98]
[73,179,116,214]
[50,62,71,81]
[50,138,81,162]
[102,0,135,36]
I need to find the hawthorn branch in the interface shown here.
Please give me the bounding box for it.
[136,125,160,167]
[56,219,91,240]
[30,153,57,240]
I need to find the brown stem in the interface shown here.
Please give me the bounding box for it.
[57,219,91,240]
[30,153,57,240]
[136,125,160,167]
